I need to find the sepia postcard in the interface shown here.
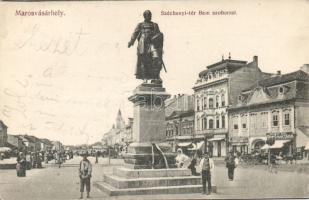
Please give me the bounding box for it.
[0,0,308,199]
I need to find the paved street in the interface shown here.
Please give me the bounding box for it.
[0,157,308,200]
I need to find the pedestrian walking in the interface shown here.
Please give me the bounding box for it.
[25,152,32,170]
[199,153,214,195]
[269,153,277,173]
[188,152,200,176]
[79,153,92,199]
[95,151,99,164]
[16,152,26,177]
[225,151,236,181]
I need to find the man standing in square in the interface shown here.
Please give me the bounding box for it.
[199,153,214,195]
[79,153,92,199]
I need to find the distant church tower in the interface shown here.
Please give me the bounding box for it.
[115,109,125,130]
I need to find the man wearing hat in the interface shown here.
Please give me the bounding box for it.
[79,152,92,199]
[199,152,214,195]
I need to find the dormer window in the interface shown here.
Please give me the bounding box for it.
[279,87,284,94]
[238,95,243,101]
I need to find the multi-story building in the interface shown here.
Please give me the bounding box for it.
[101,110,128,147]
[165,94,194,117]
[166,110,195,152]
[0,120,8,147]
[52,141,63,151]
[228,66,309,155]
[193,56,266,157]
[165,94,195,152]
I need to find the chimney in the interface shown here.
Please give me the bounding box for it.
[253,56,258,65]
[277,70,281,75]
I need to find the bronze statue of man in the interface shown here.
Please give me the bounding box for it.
[128,10,164,83]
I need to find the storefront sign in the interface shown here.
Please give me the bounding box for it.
[230,136,249,143]
[266,132,294,140]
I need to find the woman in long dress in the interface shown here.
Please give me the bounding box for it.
[175,148,189,168]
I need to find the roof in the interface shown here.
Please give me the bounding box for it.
[166,110,194,120]
[40,138,52,145]
[22,135,38,143]
[243,70,309,92]
[0,120,8,128]
[199,59,247,77]
[229,70,309,111]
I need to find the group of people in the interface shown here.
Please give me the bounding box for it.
[16,151,44,177]
[15,150,74,177]
[175,148,238,195]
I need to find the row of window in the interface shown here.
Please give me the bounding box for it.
[233,112,291,130]
[196,115,226,130]
[166,127,194,137]
[196,94,226,111]
[166,121,194,137]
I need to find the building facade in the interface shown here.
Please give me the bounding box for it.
[166,110,195,152]
[193,56,266,157]
[101,110,133,148]
[0,121,8,147]
[7,134,25,150]
[228,67,309,155]
[165,94,194,117]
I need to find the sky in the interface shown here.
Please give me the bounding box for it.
[0,0,308,145]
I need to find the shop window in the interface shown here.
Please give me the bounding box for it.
[284,113,290,125]
[272,114,279,127]
[222,115,225,128]
[209,98,214,108]
[209,119,214,129]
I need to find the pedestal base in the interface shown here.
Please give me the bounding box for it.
[94,167,217,196]
[123,142,177,169]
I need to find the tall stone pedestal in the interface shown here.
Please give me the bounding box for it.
[95,83,217,196]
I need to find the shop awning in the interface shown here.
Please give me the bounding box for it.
[261,144,270,150]
[270,140,290,149]
[208,137,225,141]
[188,141,204,150]
[177,142,192,147]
